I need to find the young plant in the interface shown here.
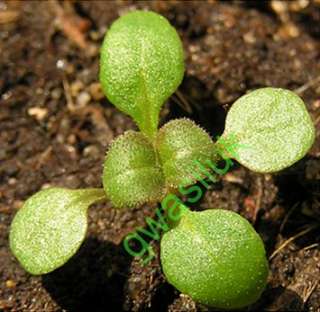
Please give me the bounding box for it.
[9,10,315,309]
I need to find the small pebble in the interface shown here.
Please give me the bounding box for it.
[56,59,66,69]
[89,82,104,101]
[243,32,256,44]
[76,91,91,107]
[60,117,71,133]
[83,173,98,186]
[28,107,48,121]
[312,99,320,109]
[67,134,77,145]
[8,178,16,185]
[79,69,91,84]
[56,133,65,144]
[89,30,101,41]
[35,88,43,95]
[289,0,309,11]
[51,88,62,100]
[65,145,77,159]
[64,175,81,188]
[65,63,75,74]
[83,145,100,159]
[87,44,99,57]
[271,0,288,14]
[2,91,12,101]
[13,200,23,210]
[56,59,75,74]
[5,280,16,288]
[70,80,84,97]
[41,183,52,189]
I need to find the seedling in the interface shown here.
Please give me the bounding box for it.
[9,10,315,309]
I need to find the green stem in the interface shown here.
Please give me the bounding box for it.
[74,188,107,210]
[162,198,191,230]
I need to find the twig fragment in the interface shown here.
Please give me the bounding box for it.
[269,224,319,260]
[294,75,320,95]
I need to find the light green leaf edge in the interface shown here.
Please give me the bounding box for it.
[161,209,268,309]
[9,188,106,275]
[155,118,218,188]
[222,88,315,172]
[103,131,166,208]
[100,10,184,138]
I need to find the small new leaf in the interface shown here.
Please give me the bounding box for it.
[100,11,184,138]
[103,131,165,208]
[9,188,105,275]
[161,209,268,309]
[223,88,315,172]
[156,118,218,188]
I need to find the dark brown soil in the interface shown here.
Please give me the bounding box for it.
[1,1,320,311]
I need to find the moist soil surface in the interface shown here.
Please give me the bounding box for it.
[1,1,320,311]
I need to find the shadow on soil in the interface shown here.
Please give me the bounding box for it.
[252,286,305,312]
[42,237,132,312]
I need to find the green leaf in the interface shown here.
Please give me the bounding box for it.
[223,88,315,172]
[10,188,105,275]
[103,131,165,208]
[100,11,184,138]
[161,209,268,309]
[155,118,218,188]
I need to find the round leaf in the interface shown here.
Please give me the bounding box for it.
[223,88,315,172]
[10,188,105,275]
[100,11,184,138]
[103,131,165,208]
[155,118,218,188]
[161,209,268,309]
